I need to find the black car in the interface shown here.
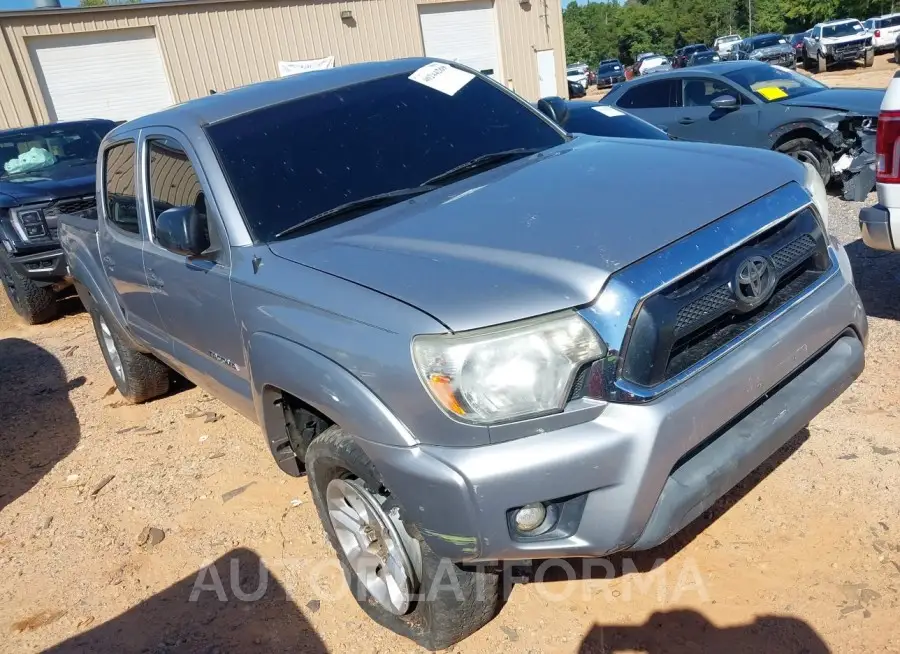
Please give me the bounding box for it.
[536,96,670,140]
[567,79,586,99]
[596,59,626,88]
[0,119,115,323]
[674,44,712,68]
[687,51,722,66]
[789,31,810,64]
[598,61,880,200]
[733,33,796,68]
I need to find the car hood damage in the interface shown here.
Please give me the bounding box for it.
[824,111,878,202]
[779,89,881,201]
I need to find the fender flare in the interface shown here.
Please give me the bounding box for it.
[247,331,417,475]
[768,120,838,151]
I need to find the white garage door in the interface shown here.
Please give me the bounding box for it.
[29,28,174,123]
[419,1,501,80]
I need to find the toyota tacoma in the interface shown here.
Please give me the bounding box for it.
[60,59,867,649]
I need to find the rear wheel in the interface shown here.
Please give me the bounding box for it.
[306,426,503,650]
[0,252,57,324]
[777,137,831,186]
[90,308,170,403]
[864,48,875,67]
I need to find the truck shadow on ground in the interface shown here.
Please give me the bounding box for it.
[578,609,830,653]
[535,428,811,582]
[43,548,327,653]
[0,337,82,513]
[844,238,900,321]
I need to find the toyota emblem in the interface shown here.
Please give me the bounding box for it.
[734,256,775,308]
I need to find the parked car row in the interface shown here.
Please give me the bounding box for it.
[0,56,884,651]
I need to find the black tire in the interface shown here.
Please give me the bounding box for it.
[865,48,875,67]
[776,136,831,186]
[306,426,502,650]
[0,252,57,324]
[817,51,827,72]
[90,307,170,403]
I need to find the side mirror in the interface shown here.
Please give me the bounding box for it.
[156,206,209,256]
[711,94,739,111]
[537,96,570,126]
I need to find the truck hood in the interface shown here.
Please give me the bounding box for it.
[0,161,96,207]
[268,137,805,332]
[779,87,883,115]
[820,32,868,45]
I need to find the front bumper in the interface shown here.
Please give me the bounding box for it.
[365,257,866,562]
[7,248,68,284]
[859,203,897,250]
[597,75,626,88]
[829,45,872,61]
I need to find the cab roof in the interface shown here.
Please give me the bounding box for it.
[108,57,437,138]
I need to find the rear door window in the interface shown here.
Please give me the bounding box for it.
[616,80,679,109]
[103,141,140,236]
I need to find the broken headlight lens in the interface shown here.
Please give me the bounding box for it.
[412,312,606,425]
[802,161,829,231]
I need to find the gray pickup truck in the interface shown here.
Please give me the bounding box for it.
[60,58,867,649]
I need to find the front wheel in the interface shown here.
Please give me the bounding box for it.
[306,427,502,650]
[864,48,875,67]
[817,51,827,72]
[777,137,831,186]
[0,253,57,324]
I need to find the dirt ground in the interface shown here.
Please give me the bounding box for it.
[2,56,900,654]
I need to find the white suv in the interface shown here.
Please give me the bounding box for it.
[863,13,900,51]
[803,19,874,71]
[713,34,742,56]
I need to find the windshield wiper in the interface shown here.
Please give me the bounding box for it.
[421,148,544,187]
[273,186,438,240]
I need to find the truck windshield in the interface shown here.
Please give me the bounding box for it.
[724,64,827,102]
[0,123,107,181]
[206,66,565,242]
[823,21,864,38]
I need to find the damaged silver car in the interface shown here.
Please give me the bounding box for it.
[599,61,882,201]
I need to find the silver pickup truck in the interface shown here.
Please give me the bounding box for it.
[60,58,867,649]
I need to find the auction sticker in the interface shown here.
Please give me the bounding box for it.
[593,106,626,117]
[409,62,475,96]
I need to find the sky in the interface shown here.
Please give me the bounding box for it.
[0,0,81,8]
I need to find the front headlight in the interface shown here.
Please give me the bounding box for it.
[10,207,49,242]
[412,312,606,425]
[802,161,829,231]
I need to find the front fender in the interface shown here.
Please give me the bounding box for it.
[768,120,838,150]
[247,331,417,475]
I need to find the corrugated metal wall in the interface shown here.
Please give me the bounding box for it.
[0,0,566,129]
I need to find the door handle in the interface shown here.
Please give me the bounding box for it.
[678,117,695,125]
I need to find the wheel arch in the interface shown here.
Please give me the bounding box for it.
[769,122,833,150]
[248,331,417,476]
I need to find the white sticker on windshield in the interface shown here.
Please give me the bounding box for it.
[854,23,863,30]
[409,62,475,96]
[779,38,787,43]
[593,106,625,117]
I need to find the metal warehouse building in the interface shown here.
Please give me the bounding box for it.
[0,0,567,129]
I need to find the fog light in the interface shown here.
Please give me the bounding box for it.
[514,503,547,532]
